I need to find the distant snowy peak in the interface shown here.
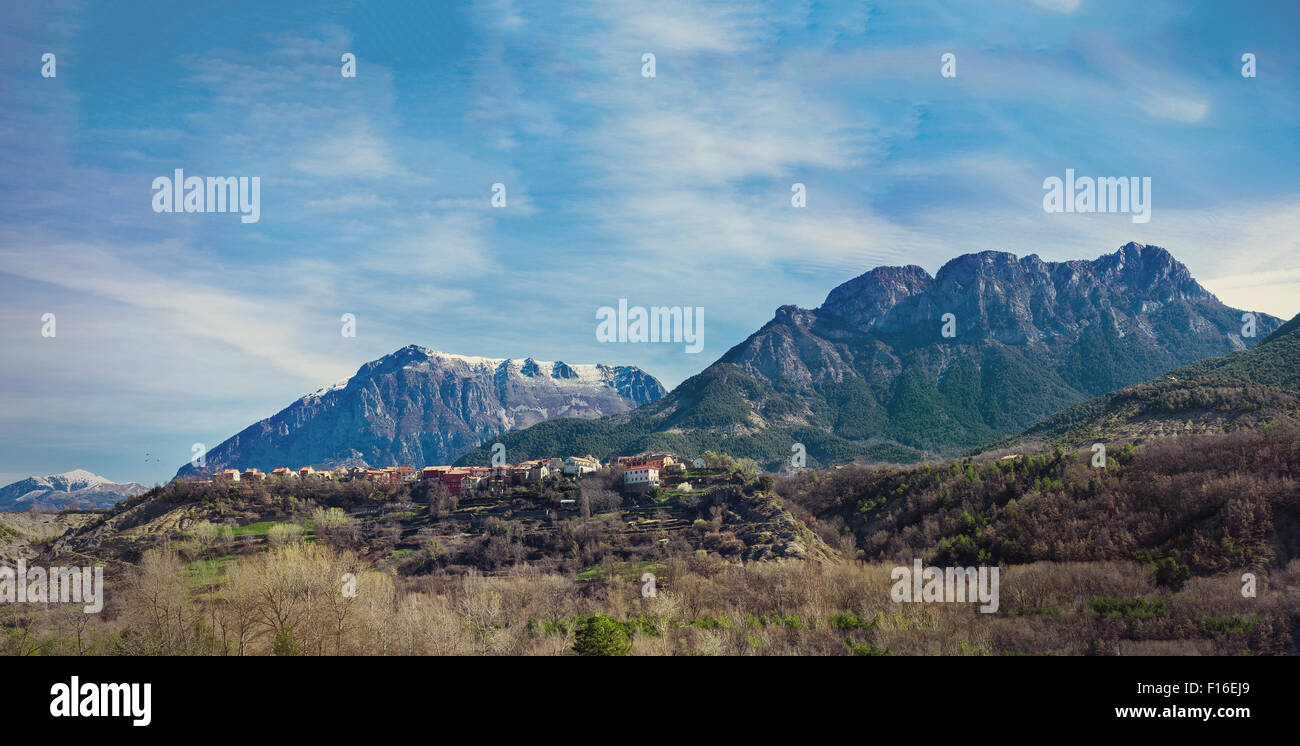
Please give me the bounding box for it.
[27,469,115,492]
[303,345,658,401]
[0,470,146,510]
[420,347,628,384]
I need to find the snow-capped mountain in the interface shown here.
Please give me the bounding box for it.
[172,345,667,478]
[0,470,148,511]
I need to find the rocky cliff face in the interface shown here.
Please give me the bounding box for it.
[173,346,666,478]
[724,242,1260,394]
[473,243,1282,467]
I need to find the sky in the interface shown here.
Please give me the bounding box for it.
[2,0,1298,487]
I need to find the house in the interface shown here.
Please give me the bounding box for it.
[420,466,479,494]
[626,453,677,471]
[242,468,265,481]
[515,460,550,483]
[440,468,475,495]
[298,466,318,478]
[214,468,241,483]
[421,467,451,488]
[623,467,659,493]
[563,455,600,476]
[504,466,525,484]
[397,466,417,482]
[629,452,676,466]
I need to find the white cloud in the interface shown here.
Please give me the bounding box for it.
[580,0,773,54]
[0,235,349,382]
[292,129,399,179]
[1138,92,1209,125]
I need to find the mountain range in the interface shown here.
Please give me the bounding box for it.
[456,243,1282,468]
[173,347,666,479]
[0,469,148,511]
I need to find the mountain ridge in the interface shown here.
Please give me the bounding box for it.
[173,345,667,479]
[457,243,1281,468]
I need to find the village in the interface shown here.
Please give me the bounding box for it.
[202,452,698,496]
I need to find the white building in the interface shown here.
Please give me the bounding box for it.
[563,455,600,476]
[623,467,659,491]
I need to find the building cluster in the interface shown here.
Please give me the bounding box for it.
[205,453,702,496]
[611,453,688,493]
[211,465,418,485]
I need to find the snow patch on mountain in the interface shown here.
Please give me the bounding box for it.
[0,470,147,511]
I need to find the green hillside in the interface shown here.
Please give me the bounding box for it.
[1004,314,1300,449]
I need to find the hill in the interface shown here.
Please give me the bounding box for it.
[1004,311,1300,449]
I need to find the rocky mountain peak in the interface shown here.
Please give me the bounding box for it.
[173,346,667,479]
[773,304,818,328]
[820,264,933,329]
[1092,242,1210,303]
[933,250,1024,285]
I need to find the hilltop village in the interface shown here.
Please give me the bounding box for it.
[200,453,695,496]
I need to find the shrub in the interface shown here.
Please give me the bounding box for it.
[266,522,304,546]
[273,628,303,656]
[844,638,889,656]
[830,612,865,630]
[573,614,631,656]
[1204,616,1258,634]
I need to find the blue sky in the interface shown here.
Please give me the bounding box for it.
[2,0,1299,487]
